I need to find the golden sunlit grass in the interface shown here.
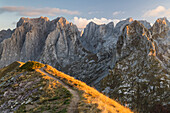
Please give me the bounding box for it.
[0,61,132,112]
[44,65,133,113]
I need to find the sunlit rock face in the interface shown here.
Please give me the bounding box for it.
[0,17,52,66]
[0,17,120,87]
[101,20,170,113]
[0,17,169,113]
[0,17,81,68]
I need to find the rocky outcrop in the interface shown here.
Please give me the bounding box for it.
[80,22,115,53]
[113,17,133,36]
[0,17,80,68]
[139,20,151,29]
[39,17,80,68]
[101,20,170,113]
[0,17,119,87]
[0,29,12,43]
[150,17,170,68]
[0,17,51,66]
[0,16,169,112]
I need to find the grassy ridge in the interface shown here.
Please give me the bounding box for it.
[44,65,133,113]
[0,61,133,113]
[0,61,72,113]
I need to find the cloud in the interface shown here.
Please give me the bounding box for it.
[143,6,170,18]
[113,11,124,16]
[71,17,120,29]
[0,6,80,16]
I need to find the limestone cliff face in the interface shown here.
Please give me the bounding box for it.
[40,17,80,68]
[0,17,51,66]
[0,17,81,69]
[0,16,169,112]
[101,20,170,113]
[139,20,151,29]
[113,17,133,36]
[0,29,12,43]
[80,22,115,53]
[0,17,119,87]
[150,17,170,68]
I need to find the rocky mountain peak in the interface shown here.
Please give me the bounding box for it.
[0,29,12,43]
[57,17,69,25]
[88,21,97,26]
[117,20,156,58]
[150,17,170,68]
[139,20,151,29]
[52,17,70,27]
[0,17,169,113]
[106,22,114,28]
[127,20,149,35]
[84,21,102,32]
[80,21,115,53]
[127,17,134,22]
[115,17,133,28]
[17,16,50,28]
[114,17,134,36]
[101,19,169,113]
[151,17,170,35]
[156,17,167,25]
[40,16,50,21]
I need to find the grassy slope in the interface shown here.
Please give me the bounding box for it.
[0,61,24,78]
[44,65,133,113]
[0,61,72,113]
[0,61,133,113]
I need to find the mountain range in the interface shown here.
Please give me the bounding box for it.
[0,16,169,112]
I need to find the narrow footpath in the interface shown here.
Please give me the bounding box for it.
[39,68,80,113]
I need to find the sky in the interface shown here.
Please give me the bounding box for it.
[0,0,170,30]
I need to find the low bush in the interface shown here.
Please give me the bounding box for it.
[19,61,45,71]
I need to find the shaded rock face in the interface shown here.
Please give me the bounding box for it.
[64,18,135,86]
[0,29,12,43]
[0,29,13,59]
[139,20,151,29]
[80,22,115,53]
[39,18,80,68]
[0,17,169,110]
[113,17,133,36]
[0,17,126,87]
[101,20,170,112]
[150,18,170,68]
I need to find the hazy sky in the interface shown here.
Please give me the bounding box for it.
[0,0,170,30]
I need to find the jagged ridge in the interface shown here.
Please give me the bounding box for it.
[0,16,169,112]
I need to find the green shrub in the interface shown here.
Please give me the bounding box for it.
[19,61,45,71]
